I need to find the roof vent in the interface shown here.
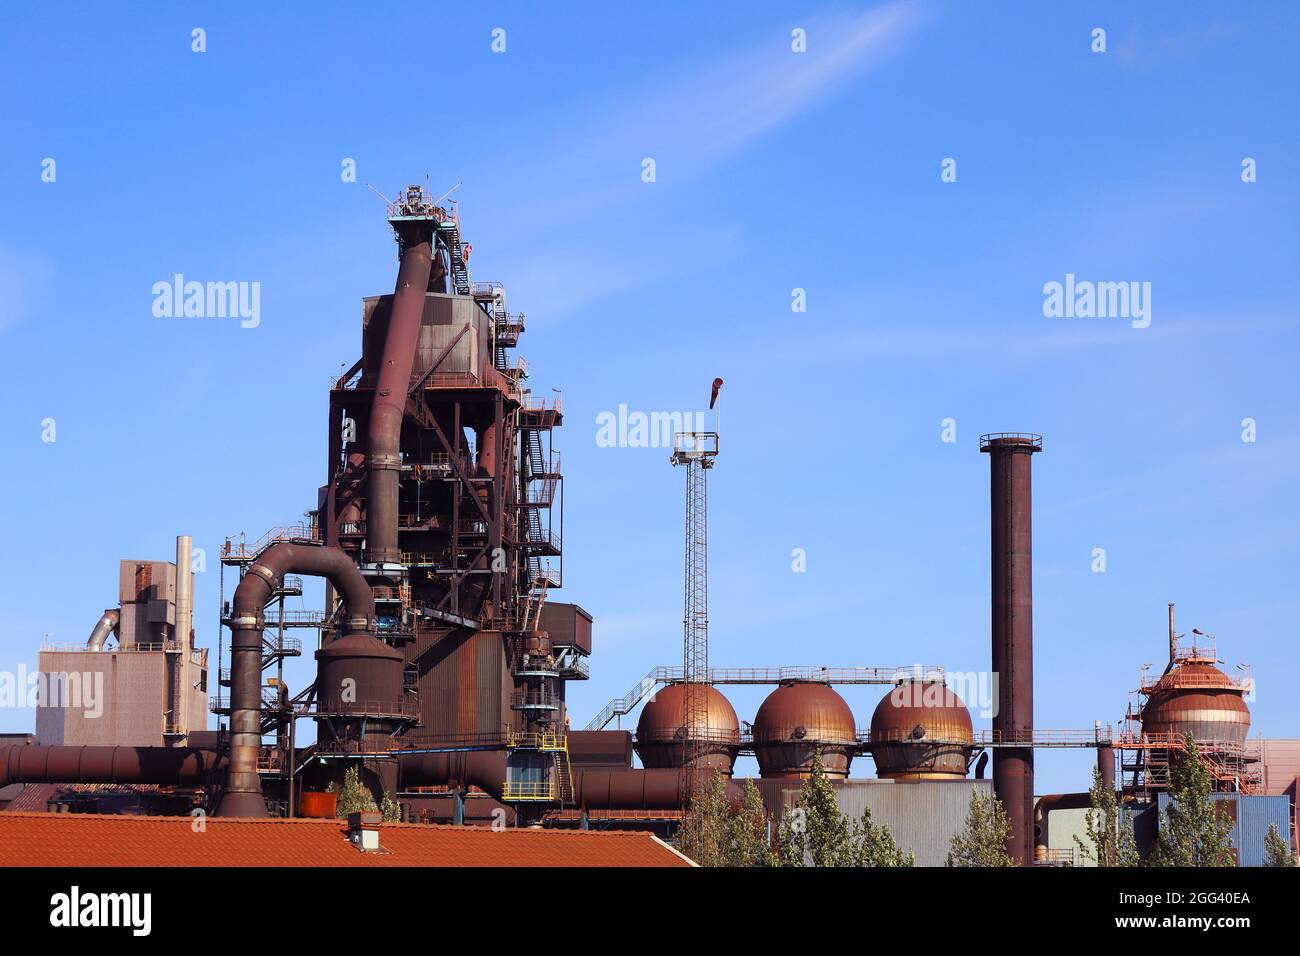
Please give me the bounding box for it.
[347,811,383,853]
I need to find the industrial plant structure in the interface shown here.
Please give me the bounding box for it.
[1,187,1295,867]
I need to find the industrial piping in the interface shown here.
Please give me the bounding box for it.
[175,535,193,647]
[217,542,376,817]
[0,745,222,789]
[981,433,1041,866]
[394,757,735,813]
[396,750,507,800]
[571,769,741,811]
[365,216,436,567]
[86,609,120,651]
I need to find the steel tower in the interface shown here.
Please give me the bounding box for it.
[671,427,718,769]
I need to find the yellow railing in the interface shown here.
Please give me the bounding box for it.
[506,731,566,752]
[501,781,558,802]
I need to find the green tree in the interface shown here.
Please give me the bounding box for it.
[947,789,1015,867]
[777,750,912,867]
[728,778,777,867]
[1150,736,1236,867]
[679,771,776,867]
[380,791,402,823]
[778,750,856,866]
[852,804,914,867]
[1263,822,1296,867]
[334,766,379,818]
[1075,766,1140,867]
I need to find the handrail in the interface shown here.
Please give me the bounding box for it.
[979,432,1043,449]
[41,641,183,654]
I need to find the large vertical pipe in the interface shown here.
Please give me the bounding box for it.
[175,535,193,646]
[217,543,376,817]
[1098,744,1116,791]
[365,215,437,567]
[981,432,1041,866]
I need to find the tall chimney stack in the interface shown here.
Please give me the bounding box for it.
[980,432,1042,866]
[175,535,193,649]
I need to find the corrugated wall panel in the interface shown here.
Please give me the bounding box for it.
[1257,739,1300,795]
[1156,793,1290,867]
[743,777,991,867]
[1045,807,1093,867]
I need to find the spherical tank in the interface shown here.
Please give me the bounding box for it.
[634,683,741,775]
[869,679,974,779]
[752,680,857,778]
[1141,662,1250,748]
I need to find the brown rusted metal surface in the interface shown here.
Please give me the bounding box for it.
[220,542,376,817]
[1141,662,1251,747]
[1098,744,1116,791]
[869,679,974,778]
[572,768,740,811]
[0,745,222,788]
[396,749,507,800]
[752,680,856,778]
[634,683,740,775]
[981,432,1041,866]
[365,218,436,566]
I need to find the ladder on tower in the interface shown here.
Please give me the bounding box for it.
[526,429,545,476]
[438,221,471,296]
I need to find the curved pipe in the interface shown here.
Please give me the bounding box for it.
[220,543,375,817]
[86,609,120,651]
[397,750,507,800]
[1033,792,1093,853]
[0,745,222,789]
[366,221,436,566]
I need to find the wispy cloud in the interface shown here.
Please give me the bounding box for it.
[493,3,929,226]
[0,245,54,334]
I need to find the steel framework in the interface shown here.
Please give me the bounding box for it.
[671,431,717,770]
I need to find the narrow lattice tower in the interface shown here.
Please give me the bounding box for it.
[670,383,721,780]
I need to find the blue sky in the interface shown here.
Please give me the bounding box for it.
[1,2,1297,794]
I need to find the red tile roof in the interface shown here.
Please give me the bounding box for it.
[0,812,694,867]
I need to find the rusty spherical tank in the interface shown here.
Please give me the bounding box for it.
[869,680,974,779]
[1141,662,1250,748]
[752,680,856,778]
[314,633,405,717]
[634,682,740,775]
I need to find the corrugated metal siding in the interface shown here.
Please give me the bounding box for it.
[1155,793,1290,867]
[1045,807,1094,867]
[35,651,165,747]
[744,777,990,867]
[1257,739,1300,795]
[417,630,506,739]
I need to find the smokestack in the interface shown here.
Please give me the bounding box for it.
[176,535,193,648]
[980,432,1041,866]
[1168,602,1176,663]
[365,192,438,568]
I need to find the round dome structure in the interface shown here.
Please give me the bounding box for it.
[869,679,974,779]
[1141,661,1250,748]
[752,680,857,778]
[634,683,741,775]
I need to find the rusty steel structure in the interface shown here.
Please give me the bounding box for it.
[981,432,1041,866]
[0,189,1277,858]
[869,679,975,779]
[752,680,857,778]
[1120,618,1259,801]
[669,428,719,780]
